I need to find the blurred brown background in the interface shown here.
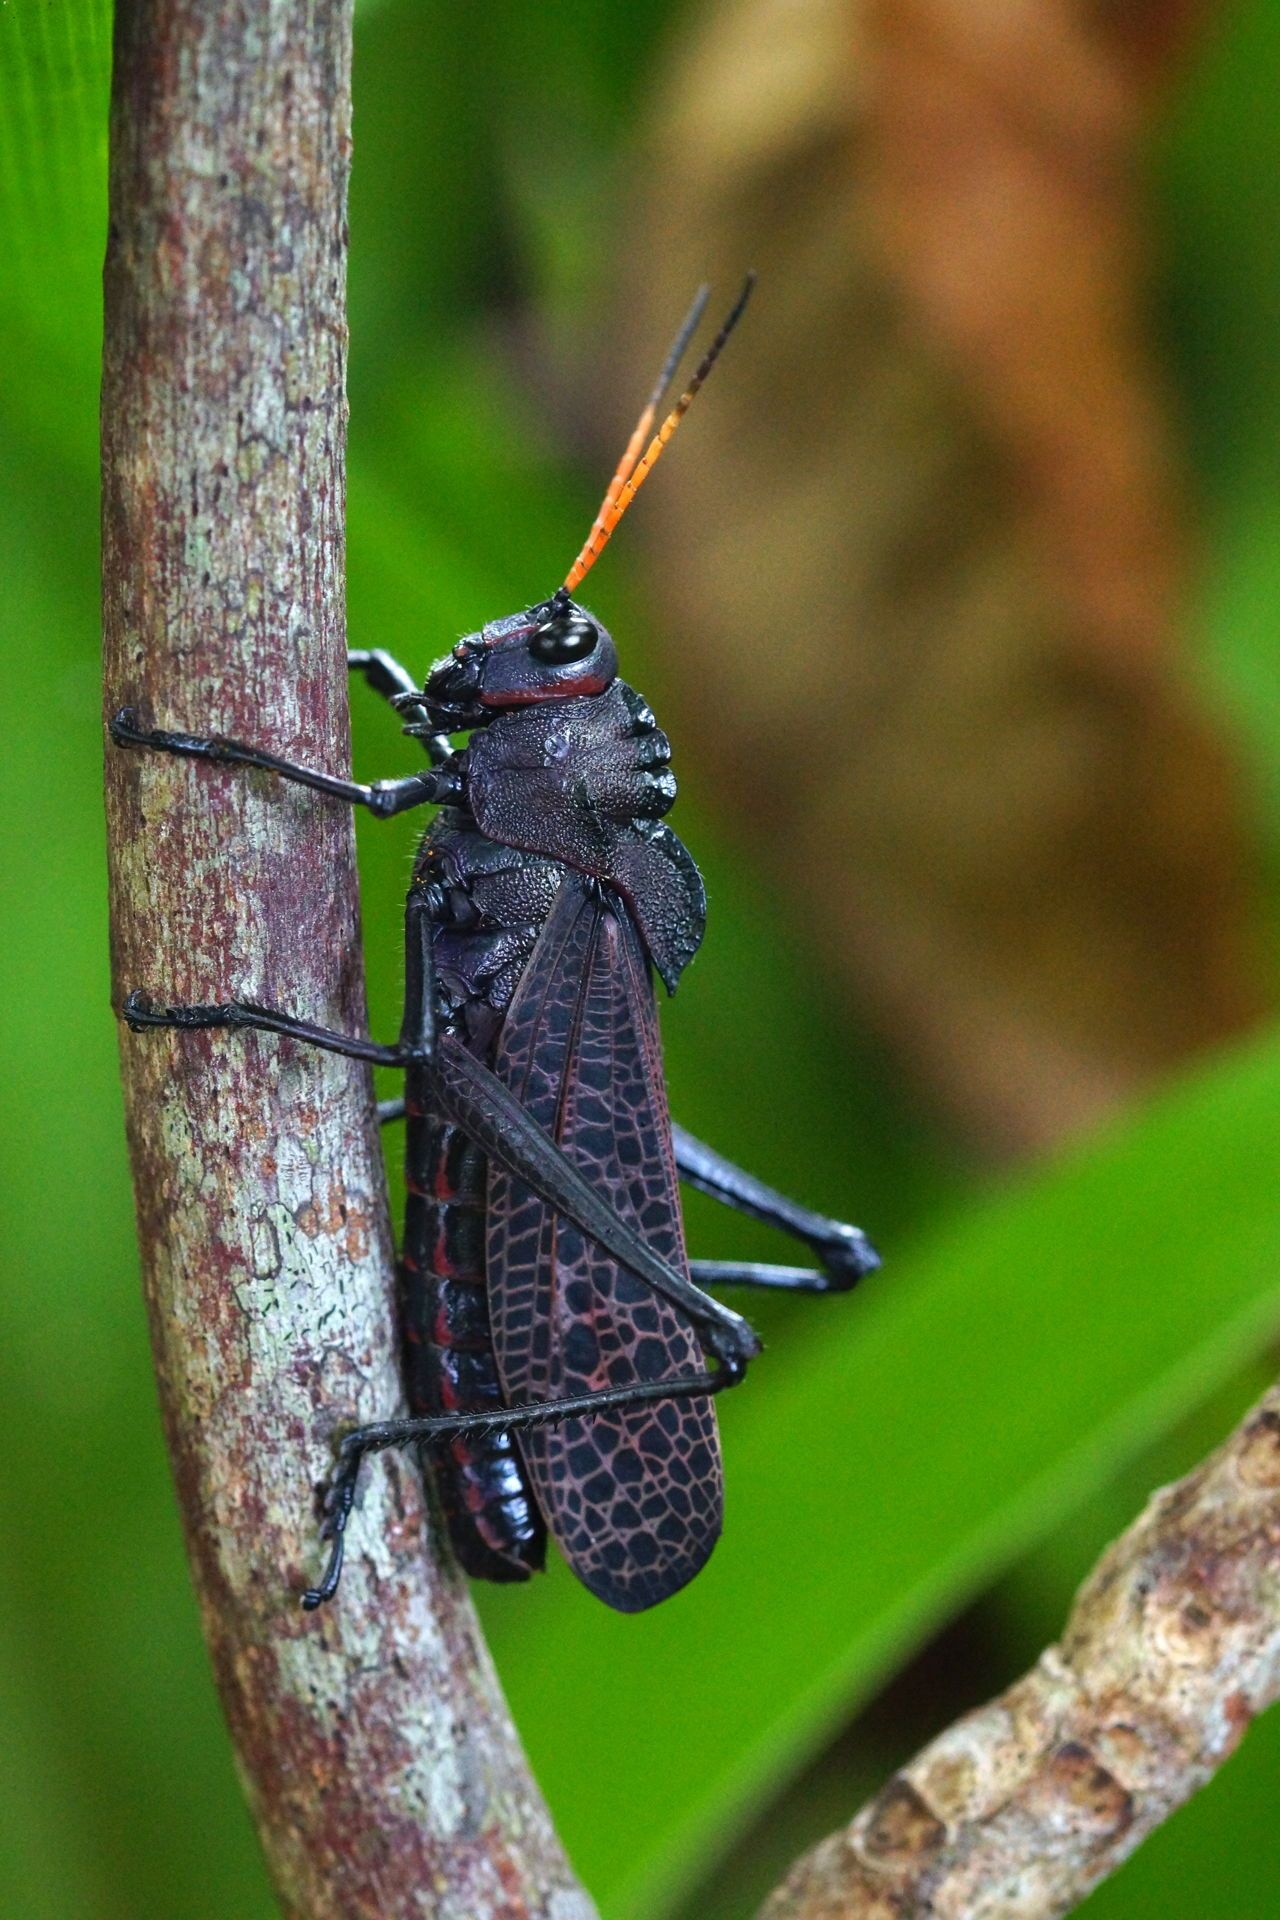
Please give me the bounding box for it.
[619,0,1269,1155]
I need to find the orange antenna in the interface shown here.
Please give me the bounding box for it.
[620,283,710,489]
[559,285,708,600]
[564,273,755,593]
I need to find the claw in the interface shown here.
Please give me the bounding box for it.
[301,1439,366,1609]
[123,988,158,1030]
[707,1317,760,1377]
[300,1529,346,1611]
[820,1223,881,1288]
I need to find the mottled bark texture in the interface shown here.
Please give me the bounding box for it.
[101,7,594,1918]
[760,1385,1280,1920]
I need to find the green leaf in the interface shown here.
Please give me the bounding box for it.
[478,1032,1280,1916]
[0,0,108,419]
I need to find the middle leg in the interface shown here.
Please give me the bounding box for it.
[673,1121,879,1288]
[689,1259,858,1296]
[381,1103,882,1291]
[123,893,760,1364]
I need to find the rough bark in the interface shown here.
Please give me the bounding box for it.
[101,6,595,1917]
[760,1384,1280,1919]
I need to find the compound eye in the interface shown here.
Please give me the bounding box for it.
[529,608,598,665]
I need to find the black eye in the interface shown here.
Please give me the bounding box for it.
[529,609,597,664]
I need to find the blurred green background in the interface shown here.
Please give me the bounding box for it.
[3,3,1280,1916]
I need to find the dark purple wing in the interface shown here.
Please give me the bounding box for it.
[486,875,723,1611]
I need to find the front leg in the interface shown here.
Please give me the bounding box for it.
[347,649,453,767]
[110,707,459,817]
[347,647,421,708]
[673,1122,879,1288]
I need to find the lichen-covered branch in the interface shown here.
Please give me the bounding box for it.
[760,1384,1280,1920]
[100,6,594,1917]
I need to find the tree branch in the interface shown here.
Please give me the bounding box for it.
[760,1382,1280,1920]
[101,6,595,1916]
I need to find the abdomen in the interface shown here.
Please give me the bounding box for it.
[397,811,564,1583]
[400,1078,546,1582]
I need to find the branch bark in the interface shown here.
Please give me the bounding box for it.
[101,7,595,1917]
[760,1383,1280,1920]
